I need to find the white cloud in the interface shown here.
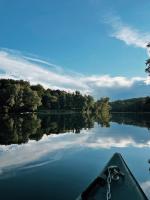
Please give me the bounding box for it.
[83,75,144,88]
[0,49,89,92]
[106,16,150,49]
[0,48,150,100]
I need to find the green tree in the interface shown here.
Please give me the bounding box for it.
[22,87,41,111]
[31,84,45,97]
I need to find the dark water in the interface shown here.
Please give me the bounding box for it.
[0,113,150,199]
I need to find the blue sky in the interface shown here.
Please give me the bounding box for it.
[0,0,150,100]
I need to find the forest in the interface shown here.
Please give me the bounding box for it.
[110,97,150,112]
[0,79,110,114]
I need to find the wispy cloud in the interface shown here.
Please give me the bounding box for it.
[0,49,88,92]
[105,16,150,49]
[0,48,150,100]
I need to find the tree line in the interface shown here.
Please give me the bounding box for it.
[110,97,150,112]
[0,79,110,114]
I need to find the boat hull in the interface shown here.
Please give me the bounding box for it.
[77,153,148,200]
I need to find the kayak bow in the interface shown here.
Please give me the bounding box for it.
[77,153,148,200]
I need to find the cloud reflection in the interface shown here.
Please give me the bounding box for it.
[141,181,150,199]
[0,123,150,177]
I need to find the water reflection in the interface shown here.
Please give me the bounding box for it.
[0,112,110,145]
[0,113,150,199]
[111,113,150,129]
[1,113,150,174]
[1,112,150,145]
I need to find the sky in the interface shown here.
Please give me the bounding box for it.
[0,0,150,100]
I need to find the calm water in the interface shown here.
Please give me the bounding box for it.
[0,113,150,199]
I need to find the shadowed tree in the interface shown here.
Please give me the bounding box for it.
[145,43,150,75]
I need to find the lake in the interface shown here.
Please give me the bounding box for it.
[0,113,150,199]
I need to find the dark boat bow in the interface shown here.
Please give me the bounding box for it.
[77,153,148,200]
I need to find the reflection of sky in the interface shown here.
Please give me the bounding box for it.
[1,123,150,172]
[1,122,150,198]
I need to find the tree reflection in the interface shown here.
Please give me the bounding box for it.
[0,114,41,144]
[111,113,150,129]
[0,112,110,145]
[1,112,150,145]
